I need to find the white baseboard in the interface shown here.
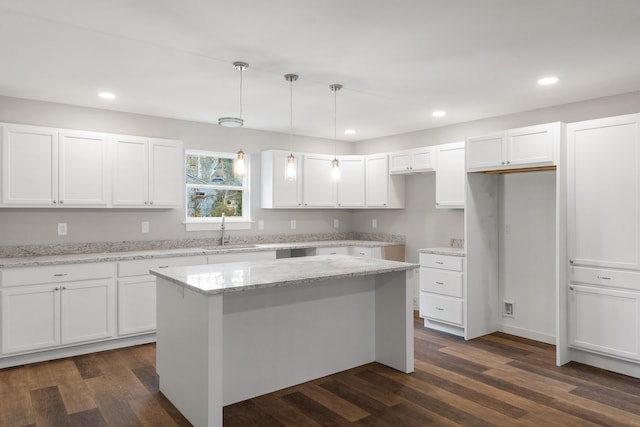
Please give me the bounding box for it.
[497,323,555,345]
[0,333,156,369]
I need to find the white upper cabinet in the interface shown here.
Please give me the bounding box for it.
[58,130,110,206]
[261,150,303,208]
[1,124,109,207]
[435,142,465,209]
[389,147,434,174]
[113,137,183,208]
[262,150,404,209]
[336,156,365,207]
[2,124,58,205]
[467,123,561,172]
[302,154,336,207]
[149,139,183,207]
[567,113,640,270]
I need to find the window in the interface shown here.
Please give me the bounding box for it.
[185,150,250,228]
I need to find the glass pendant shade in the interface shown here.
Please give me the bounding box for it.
[285,153,297,181]
[235,149,246,176]
[331,158,341,181]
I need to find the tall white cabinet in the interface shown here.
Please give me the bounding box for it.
[565,113,640,371]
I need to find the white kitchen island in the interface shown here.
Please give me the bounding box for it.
[150,255,416,427]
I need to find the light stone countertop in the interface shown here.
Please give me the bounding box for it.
[0,240,404,269]
[150,255,418,295]
[419,247,466,257]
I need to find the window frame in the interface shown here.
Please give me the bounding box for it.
[184,149,251,231]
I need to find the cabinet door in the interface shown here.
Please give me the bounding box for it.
[118,276,156,336]
[61,279,114,345]
[435,142,465,208]
[113,137,149,206]
[507,123,556,167]
[389,152,411,173]
[268,151,302,208]
[466,133,504,171]
[2,125,58,205]
[149,140,183,207]
[567,115,640,269]
[410,147,434,172]
[58,130,110,206]
[569,284,640,361]
[302,154,335,207]
[337,156,365,207]
[365,154,389,207]
[1,285,60,354]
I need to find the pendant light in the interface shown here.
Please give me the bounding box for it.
[218,61,249,176]
[330,83,342,181]
[284,73,298,181]
[219,61,248,128]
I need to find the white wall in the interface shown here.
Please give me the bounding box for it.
[498,172,556,343]
[353,90,640,263]
[3,90,640,249]
[0,96,354,246]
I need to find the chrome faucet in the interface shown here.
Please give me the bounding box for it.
[221,213,230,246]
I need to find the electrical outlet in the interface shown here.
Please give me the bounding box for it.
[57,223,67,236]
[333,219,339,228]
[258,220,264,230]
[372,219,377,229]
[290,219,296,230]
[504,301,514,317]
[141,221,150,233]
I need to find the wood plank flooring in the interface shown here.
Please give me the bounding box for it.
[1,313,639,426]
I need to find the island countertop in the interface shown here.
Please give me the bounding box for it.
[150,255,417,295]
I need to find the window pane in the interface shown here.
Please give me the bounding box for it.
[186,154,243,186]
[187,188,243,218]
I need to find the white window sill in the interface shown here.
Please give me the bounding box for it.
[184,221,252,232]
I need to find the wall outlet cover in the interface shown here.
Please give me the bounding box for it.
[333,219,339,228]
[57,223,67,236]
[372,219,377,229]
[141,221,150,233]
[258,220,264,230]
[290,219,296,229]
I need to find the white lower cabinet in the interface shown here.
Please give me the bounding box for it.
[117,255,207,336]
[117,276,157,336]
[568,284,640,362]
[1,275,115,355]
[316,246,383,258]
[419,253,465,336]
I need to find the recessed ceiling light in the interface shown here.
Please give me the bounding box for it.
[432,110,447,117]
[537,76,559,86]
[98,92,116,100]
[344,129,356,135]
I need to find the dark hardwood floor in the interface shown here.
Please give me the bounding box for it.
[2,314,640,426]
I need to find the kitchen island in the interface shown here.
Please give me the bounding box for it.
[151,255,416,427]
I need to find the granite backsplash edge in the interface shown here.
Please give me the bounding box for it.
[0,232,405,258]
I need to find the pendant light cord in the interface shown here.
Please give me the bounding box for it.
[333,86,337,156]
[239,68,243,120]
[290,77,293,151]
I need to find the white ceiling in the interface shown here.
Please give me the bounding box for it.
[1,0,640,141]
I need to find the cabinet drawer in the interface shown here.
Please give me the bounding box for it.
[419,253,463,271]
[420,268,463,297]
[570,266,640,291]
[317,247,350,256]
[350,247,373,257]
[118,256,207,277]
[419,293,463,325]
[1,263,114,287]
